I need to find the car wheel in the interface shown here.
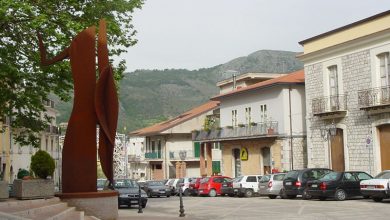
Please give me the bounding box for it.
[209,189,217,197]
[319,196,327,201]
[335,189,347,201]
[268,195,277,199]
[373,197,383,202]
[280,189,287,199]
[183,189,189,196]
[167,195,170,198]
[302,188,312,200]
[244,189,254,197]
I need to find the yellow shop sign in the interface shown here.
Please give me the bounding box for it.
[240,148,248,161]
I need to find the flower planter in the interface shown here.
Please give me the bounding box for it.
[13,179,54,200]
[0,181,9,199]
[267,128,274,135]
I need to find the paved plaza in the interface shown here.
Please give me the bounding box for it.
[118,196,390,220]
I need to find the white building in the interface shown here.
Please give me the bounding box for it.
[128,136,147,180]
[299,10,390,174]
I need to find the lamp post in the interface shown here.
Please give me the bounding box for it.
[178,150,186,217]
[124,126,128,179]
[320,121,337,169]
[138,183,143,214]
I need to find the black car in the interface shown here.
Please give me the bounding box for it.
[282,168,332,199]
[106,179,148,208]
[220,178,234,196]
[307,171,373,201]
[143,180,171,198]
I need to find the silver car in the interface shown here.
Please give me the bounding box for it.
[258,173,286,199]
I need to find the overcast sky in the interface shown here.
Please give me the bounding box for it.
[122,0,389,71]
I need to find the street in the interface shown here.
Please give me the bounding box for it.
[118,196,390,220]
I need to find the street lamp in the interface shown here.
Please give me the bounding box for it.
[178,150,186,217]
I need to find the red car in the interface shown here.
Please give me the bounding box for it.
[198,176,231,197]
[189,177,202,196]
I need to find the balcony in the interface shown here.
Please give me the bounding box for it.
[312,94,347,117]
[169,150,198,161]
[193,121,278,142]
[45,125,60,135]
[144,151,162,160]
[358,86,390,111]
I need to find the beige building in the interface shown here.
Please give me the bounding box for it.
[194,70,307,177]
[299,10,390,174]
[130,101,219,180]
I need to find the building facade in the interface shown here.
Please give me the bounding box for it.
[128,136,147,180]
[194,70,307,177]
[130,101,219,180]
[299,10,390,175]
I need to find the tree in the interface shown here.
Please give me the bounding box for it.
[0,0,144,147]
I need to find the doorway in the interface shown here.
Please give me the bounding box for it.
[330,128,345,172]
[378,124,390,171]
[262,147,271,174]
[232,148,241,177]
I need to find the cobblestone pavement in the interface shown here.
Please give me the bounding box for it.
[118,196,390,220]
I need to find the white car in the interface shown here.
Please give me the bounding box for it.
[232,175,262,197]
[360,170,390,202]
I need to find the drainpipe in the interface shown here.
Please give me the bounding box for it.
[289,85,294,170]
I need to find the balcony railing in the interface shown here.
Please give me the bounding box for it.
[312,94,347,115]
[144,151,162,159]
[169,150,197,161]
[128,155,143,162]
[45,125,60,135]
[193,121,278,141]
[358,86,390,109]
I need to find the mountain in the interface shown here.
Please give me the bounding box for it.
[55,49,303,133]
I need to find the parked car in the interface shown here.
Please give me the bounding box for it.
[143,180,171,198]
[220,178,234,196]
[177,177,196,196]
[198,176,232,197]
[258,173,286,199]
[167,178,180,195]
[105,179,148,208]
[360,170,390,202]
[307,171,372,201]
[283,168,332,199]
[232,175,262,197]
[189,177,202,196]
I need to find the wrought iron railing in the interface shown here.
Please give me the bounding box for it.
[192,121,278,141]
[145,151,162,159]
[312,94,347,115]
[358,86,390,108]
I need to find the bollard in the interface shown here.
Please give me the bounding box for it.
[179,184,185,217]
[138,184,143,213]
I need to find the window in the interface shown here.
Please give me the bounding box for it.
[246,176,257,182]
[260,175,270,183]
[151,141,155,152]
[245,107,251,125]
[328,65,339,97]
[273,174,285,181]
[213,177,223,183]
[355,172,372,181]
[343,172,357,182]
[378,53,390,87]
[231,110,237,127]
[260,105,267,123]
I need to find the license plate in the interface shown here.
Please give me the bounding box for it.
[367,185,375,189]
[311,184,317,188]
[260,186,265,188]
[286,182,292,186]
[234,189,238,192]
[199,190,203,193]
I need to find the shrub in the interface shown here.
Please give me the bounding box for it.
[30,150,55,179]
[17,169,30,179]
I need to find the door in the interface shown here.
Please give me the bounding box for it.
[379,124,390,170]
[262,147,271,174]
[233,149,241,177]
[342,172,359,196]
[330,128,345,171]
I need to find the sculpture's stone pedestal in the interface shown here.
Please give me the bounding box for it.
[0,181,9,199]
[13,179,54,199]
[57,190,118,220]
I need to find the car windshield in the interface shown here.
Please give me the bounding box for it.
[114,179,138,188]
[320,172,341,181]
[233,176,243,182]
[375,171,390,179]
[148,181,164,186]
[273,174,286,181]
[200,177,209,183]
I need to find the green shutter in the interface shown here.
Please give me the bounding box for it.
[212,161,221,174]
[194,142,200,158]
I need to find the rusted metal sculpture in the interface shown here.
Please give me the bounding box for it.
[38,20,118,193]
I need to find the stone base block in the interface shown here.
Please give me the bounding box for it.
[58,190,118,220]
[0,181,9,199]
[13,179,54,199]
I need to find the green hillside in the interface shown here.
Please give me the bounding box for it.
[55,49,303,133]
